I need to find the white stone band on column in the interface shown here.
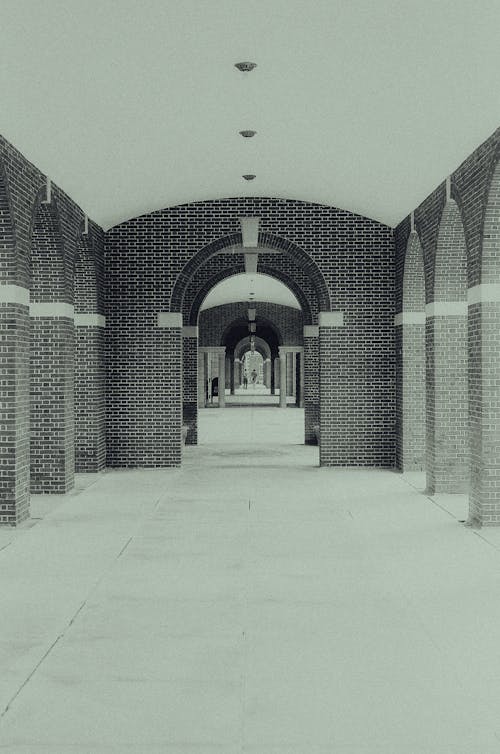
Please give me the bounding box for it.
[468,284,500,304]
[0,284,30,306]
[74,313,106,327]
[182,325,198,337]
[394,312,425,326]
[157,312,182,327]
[30,302,74,318]
[319,311,344,327]
[425,302,467,317]
[303,325,319,337]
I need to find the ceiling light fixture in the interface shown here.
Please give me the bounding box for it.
[234,62,257,72]
[242,174,256,181]
[239,130,257,138]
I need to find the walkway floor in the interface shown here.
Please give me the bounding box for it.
[1,408,499,752]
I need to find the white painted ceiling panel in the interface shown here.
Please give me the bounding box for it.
[1,0,500,229]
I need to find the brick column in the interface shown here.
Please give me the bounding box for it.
[198,349,206,408]
[425,302,468,494]
[75,314,106,472]
[0,285,30,524]
[319,312,345,466]
[230,357,235,395]
[304,326,319,444]
[298,351,304,408]
[182,326,198,444]
[107,312,182,468]
[468,285,500,525]
[286,352,294,396]
[278,349,287,408]
[217,348,226,408]
[395,312,426,471]
[30,302,75,493]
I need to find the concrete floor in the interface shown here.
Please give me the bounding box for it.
[1,408,500,752]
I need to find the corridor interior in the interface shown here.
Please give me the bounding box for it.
[1,408,499,752]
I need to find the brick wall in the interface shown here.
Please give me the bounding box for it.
[74,227,106,472]
[199,302,303,347]
[182,335,198,445]
[395,233,426,471]
[394,126,500,524]
[0,134,104,522]
[106,198,394,468]
[469,155,500,524]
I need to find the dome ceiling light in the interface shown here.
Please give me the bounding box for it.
[239,130,257,138]
[242,174,256,181]
[234,61,257,72]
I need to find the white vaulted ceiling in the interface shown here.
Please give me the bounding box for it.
[201,273,300,311]
[1,0,500,230]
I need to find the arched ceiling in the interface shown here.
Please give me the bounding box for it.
[2,0,500,230]
[201,273,300,311]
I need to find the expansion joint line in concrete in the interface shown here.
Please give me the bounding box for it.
[0,494,167,720]
[1,633,64,719]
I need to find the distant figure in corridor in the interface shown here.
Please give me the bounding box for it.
[251,369,257,385]
[243,374,248,389]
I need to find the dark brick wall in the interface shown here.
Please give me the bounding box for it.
[199,302,303,347]
[0,134,104,522]
[30,318,75,493]
[319,320,394,467]
[0,304,30,523]
[74,228,106,472]
[304,335,319,444]
[106,197,394,468]
[394,126,500,523]
[395,233,426,471]
[469,155,500,524]
[0,161,30,523]
[75,327,106,471]
[106,323,182,467]
[182,336,198,445]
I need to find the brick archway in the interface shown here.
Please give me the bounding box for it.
[187,266,315,326]
[171,233,330,316]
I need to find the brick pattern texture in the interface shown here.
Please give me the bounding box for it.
[395,126,500,524]
[199,302,303,347]
[182,336,198,445]
[106,198,394,468]
[469,156,500,524]
[0,134,104,522]
[395,233,426,471]
[74,229,106,472]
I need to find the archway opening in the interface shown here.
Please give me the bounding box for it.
[193,272,308,446]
